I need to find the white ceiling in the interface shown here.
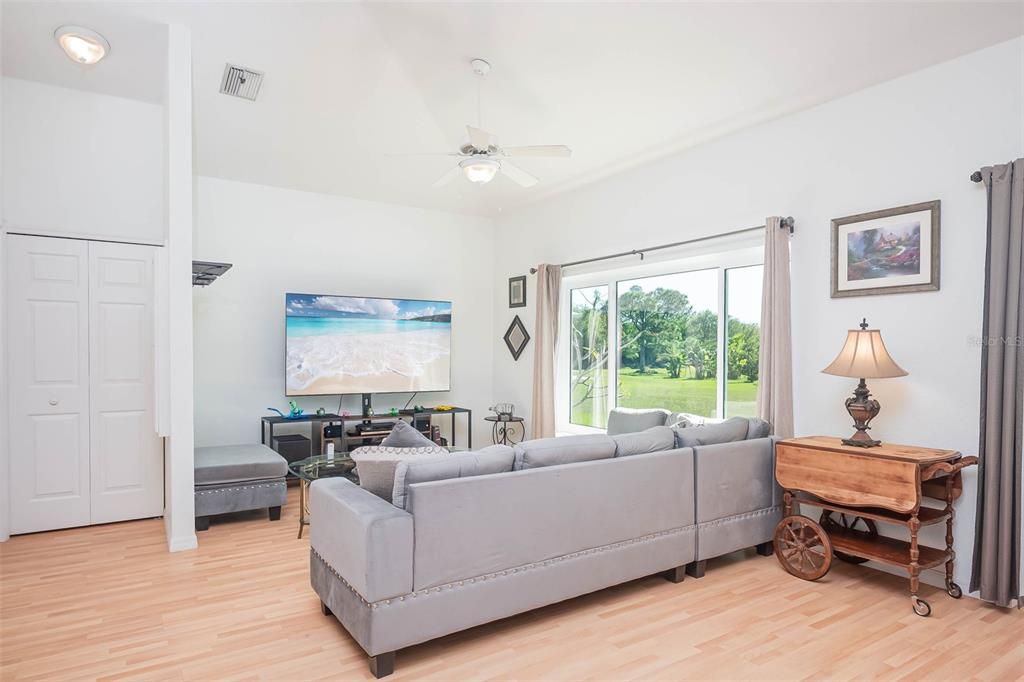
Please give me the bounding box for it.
[4,2,1023,216]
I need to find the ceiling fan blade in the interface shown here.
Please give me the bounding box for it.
[467,125,497,151]
[432,165,462,188]
[384,152,463,157]
[500,145,572,158]
[500,161,538,188]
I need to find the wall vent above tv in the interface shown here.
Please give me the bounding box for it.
[219,64,263,101]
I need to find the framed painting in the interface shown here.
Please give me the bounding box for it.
[831,200,940,298]
[508,275,527,308]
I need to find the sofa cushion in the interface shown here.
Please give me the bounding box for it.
[606,408,670,435]
[612,426,676,457]
[381,419,437,448]
[513,434,616,470]
[673,417,750,448]
[746,417,772,439]
[194,444,288,485]
[351,445,447,502]
[392,445,514,509]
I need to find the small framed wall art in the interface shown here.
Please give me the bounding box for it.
[503,315,530,361]
[831,200,940,298]
[508,275,527,308]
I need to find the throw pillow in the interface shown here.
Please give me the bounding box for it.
[381,419,437,448]
[350,444,446,502]
[606,408,670,436]
[612,425,676,457]
[391,445,515,510]
[745,418,772,439]
[513,434,616,470]
[666,412,707,428]
[673,416,750,448]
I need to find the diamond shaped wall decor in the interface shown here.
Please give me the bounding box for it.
[504,315,530,361]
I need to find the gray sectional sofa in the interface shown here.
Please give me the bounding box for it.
[309,415,780,677]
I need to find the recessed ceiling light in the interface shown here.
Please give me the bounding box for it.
[54,25,110,65]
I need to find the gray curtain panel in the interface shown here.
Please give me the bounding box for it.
[971,159,1023,608]
[530,264,562,439]
[756,216,795,438]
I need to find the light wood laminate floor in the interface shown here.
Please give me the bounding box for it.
[2,487,1022,681]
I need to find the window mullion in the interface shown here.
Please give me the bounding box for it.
[608,277,618,411]
[716,267,727,419]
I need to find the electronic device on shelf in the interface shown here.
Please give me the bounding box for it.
[354,421,396,434]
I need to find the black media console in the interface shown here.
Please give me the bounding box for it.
[261,406,473,462]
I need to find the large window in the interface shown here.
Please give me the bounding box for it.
[617,269,719,418]
[569,286,609,428]
[560,249,762,431]
[725,265,763,417]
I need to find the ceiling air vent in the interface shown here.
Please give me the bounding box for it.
[219,63,263,101]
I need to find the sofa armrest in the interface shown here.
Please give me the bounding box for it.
[693,437,780,524]
[309,477,413,602]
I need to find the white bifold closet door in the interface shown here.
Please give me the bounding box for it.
[7,235,162,534]
[87,240,162,524]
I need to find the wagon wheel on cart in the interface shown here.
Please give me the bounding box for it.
[819,511,878,564]
[773,515,833,581]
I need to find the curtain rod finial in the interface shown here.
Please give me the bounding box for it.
[529,267,538,275]
[970,171,983,183]
[782,216,795,234]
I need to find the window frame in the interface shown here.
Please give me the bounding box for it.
[557,244,763,435]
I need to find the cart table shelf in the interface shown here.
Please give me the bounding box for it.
[774,436,977,617]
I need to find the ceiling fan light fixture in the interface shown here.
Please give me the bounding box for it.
[460,157,499,184]
[54,25,110,64]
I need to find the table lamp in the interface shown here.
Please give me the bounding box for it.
[822,318,907,447]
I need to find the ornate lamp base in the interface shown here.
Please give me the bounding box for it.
[842,378,882,448]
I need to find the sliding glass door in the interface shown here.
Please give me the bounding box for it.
[617,269,719,418]
[559,248,763,433]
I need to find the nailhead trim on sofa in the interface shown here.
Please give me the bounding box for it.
[312,523,695,609]
[697,506,781,529]
[195,481,285,496]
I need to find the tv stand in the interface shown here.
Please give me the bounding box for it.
[261,406,473,458]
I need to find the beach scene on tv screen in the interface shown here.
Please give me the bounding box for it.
[286,294,451,396]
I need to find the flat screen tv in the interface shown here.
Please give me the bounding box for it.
[285,293,452,397]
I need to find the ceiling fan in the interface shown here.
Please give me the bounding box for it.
[407,59,572,188]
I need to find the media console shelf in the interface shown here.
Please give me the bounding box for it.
[261,407,472,460]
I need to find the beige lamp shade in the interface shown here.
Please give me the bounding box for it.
[822,325,908,379]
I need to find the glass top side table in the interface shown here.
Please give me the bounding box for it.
[288,455,358,539]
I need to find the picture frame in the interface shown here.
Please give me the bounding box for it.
[508,275,527,308]
[831,200,940,298]
[503,315,530,361]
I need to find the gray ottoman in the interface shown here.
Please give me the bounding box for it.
[194,444,288,531]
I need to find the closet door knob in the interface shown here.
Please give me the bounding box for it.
[49,399,59,406]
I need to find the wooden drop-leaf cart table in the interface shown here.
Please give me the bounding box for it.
[773,436,977,617]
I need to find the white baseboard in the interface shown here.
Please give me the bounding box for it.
[167,532,198,552]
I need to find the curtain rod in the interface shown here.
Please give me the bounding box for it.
[529,216,794,274]
[971,171,983,183]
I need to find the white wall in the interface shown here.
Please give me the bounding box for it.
[2,77,165,244]
[193,177,496,450]
[492,38,1024,591]
[0,8,8,543]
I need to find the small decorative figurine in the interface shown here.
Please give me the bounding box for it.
[389,407,399,417]
[268,403,305,420]
[316,407,326,416]
[489,403,515,420]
